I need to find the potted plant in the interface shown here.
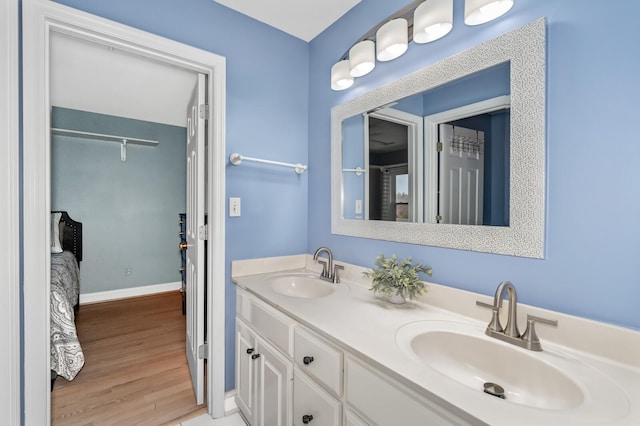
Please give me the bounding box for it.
[364,254,432,304]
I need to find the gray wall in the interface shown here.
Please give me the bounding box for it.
[51,107,186,294]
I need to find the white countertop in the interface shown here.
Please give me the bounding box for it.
[232,255,640,425]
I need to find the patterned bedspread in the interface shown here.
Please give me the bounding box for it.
[51,251,84,380]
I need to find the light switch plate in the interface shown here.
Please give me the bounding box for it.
[229,197,241,217]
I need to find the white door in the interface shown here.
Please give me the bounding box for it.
[186,73,206,404]
[439,124,484,225]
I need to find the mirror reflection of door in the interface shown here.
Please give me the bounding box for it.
[437,107,510,226]
[368,116,408,222]
[438,124,485,225]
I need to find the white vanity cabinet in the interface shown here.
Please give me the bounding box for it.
[235,287,478,426]
[236,289,295,426]
[236,318,293,426]
[344,356,477,426]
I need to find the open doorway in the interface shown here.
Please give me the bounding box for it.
[366,108,423,222]
[22,2,226,424]
[49,31,203,423]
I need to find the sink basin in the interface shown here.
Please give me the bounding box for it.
[267,273,334,298]
[395,320,628,416]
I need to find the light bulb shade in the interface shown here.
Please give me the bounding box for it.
[413,0,453,44]
[376,18,408,62]
[349,40,375,77]
[331,60,354,91]
[465,0,514,26]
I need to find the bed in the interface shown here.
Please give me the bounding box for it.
[50,211,84,383]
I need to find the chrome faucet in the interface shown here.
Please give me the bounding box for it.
[313,247,343,283]
[477,281,558,351]
[495,281,520,338]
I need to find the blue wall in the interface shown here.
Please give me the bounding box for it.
[52,0,310,391]
[309,0,640,331]
[51,107,185,294]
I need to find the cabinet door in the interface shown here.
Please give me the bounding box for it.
[344,410,369,426]
[293,370,342,426]
[236,320,258,424]
[256,339,293,426]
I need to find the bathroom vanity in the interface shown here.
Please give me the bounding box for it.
[232,255,640,426]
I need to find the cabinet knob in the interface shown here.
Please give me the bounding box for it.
[251,353,260,360]
[302,414,314,424]
[246,348,255,354]
[303,356,315,365]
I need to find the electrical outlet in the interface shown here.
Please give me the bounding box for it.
[355,199,362,214]
[229,197,241,217]
[125,267,132,276]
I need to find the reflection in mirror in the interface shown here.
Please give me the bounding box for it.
[332,18,546,258]
[368,116,409,222]
[436,103,510,226]
[342,62,510,226]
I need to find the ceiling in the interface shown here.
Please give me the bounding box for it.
[51,2,359,127]
[214,0,361,42]
[51,32,197,128]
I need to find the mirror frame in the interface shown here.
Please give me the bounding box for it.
[331,18,546,258]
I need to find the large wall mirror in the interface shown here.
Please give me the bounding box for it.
[331,19,546,258]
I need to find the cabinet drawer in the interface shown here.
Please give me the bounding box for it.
[294,326,343,396]
[345,356,476,426]
[293,369,341,426]
[237,288,295,356]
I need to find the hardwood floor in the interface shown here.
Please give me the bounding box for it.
[52,291,207,425]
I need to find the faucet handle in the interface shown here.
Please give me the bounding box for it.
[316,259,328,277]
[332,264,344,284]
[476,300,503,333]
[521,314,558,351]
[476,301,494,310]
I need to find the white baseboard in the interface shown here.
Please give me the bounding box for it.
[80,281,182,305]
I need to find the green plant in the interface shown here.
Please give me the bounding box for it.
[364,254,432,300]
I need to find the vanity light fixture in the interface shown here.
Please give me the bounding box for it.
[464,0,514,26]
[331,59,354,91]
[349,40,375,77]
[376,18,409,61]
[330,0,453,91]
[331,0,513,91]
[413,0,453,44]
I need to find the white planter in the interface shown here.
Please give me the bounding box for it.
[387,293,406,304]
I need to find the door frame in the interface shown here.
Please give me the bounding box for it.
[22,1,227,424]
[0,0,21,423]
[367,108,423,222]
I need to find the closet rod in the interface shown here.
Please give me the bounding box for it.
[51,128,159,146]
[51,128,159,161]
[229,153,307,175]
